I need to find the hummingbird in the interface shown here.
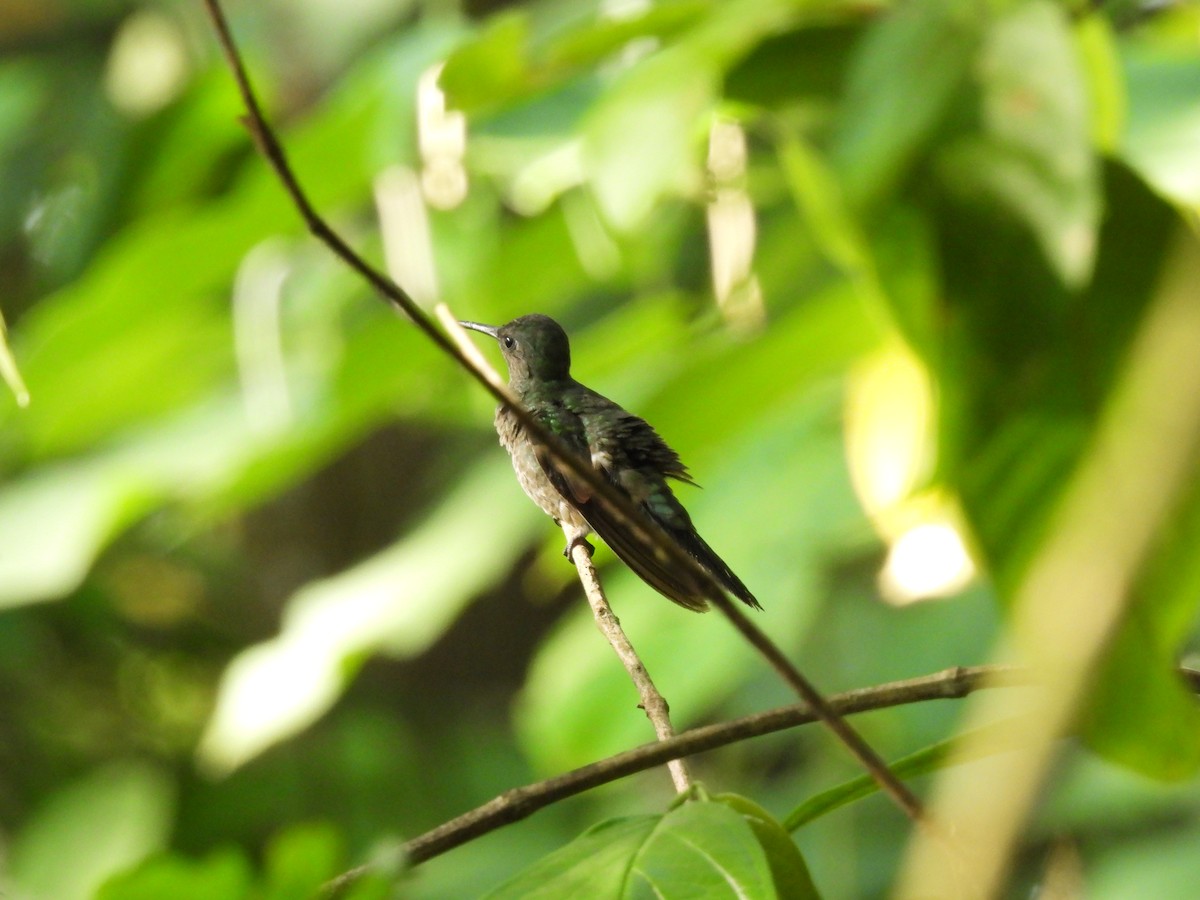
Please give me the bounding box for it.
[460,313,760,612]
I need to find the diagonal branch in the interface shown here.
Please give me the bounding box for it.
[201,0,920,820]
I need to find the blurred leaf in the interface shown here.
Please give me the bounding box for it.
[0,305,30,407]
[197,456,542,775]
[937,0,1100,288]
[98,849,253,900]
[725,21,859,109]
[1118,34,1200,208]
[783,718,1024,830]
[1076,13,1126,152]
[0,36,438,465]
[439,12,532,114]
[0,459,154,606]
[440,1,711,116]
[8,761,174,900]
[832,0,983,207]
[487,800,773,899]
[776,130,884,307]
[261,822,343,900]
[581,0,793,231]
[582,46,716,232]
[1083,324,1200,779]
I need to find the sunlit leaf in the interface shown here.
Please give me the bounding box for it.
[98,849,253,900]
[197,456,543,774]
[8,761,174,900]
[1119,38,1200,208]
[0,307,29,407]
[582,46,716,232]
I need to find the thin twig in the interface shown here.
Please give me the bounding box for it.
[201,0,919,820]
[568,538,692,792]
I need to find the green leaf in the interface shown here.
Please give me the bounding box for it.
[582,46,717,232]
[1075,13,1126,152]
[1118,32,1200,208]
[8,761,175,900]
[937,0,1101,288]
[261,822,344,900]
[832,0,984,207]
[488,801,775,899]
[0,459,156,607]
[439,12,532,114]
[625,800,775,898]
[783,718,1024,830]
[485,816,659,899]
[98,850,253,900]
[714,793,821,899]
[1083,456,1200,779]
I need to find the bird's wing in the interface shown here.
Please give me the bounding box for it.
[536,387,759,611]
[580,403,761,611]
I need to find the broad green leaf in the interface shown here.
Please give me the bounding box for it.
[1075,13,1126,152]
[98,850,253,900]
[714,794,820,899]
[0,458,158,606]
[626,800,774,898]
[937,0,1100,288]
[776,131,885,308]
[486,816,659,899]
[439,12,532,114]
[8,761,174,900]
[832,0,984,208]
[1119,36,1200,208]
[488,801,775,899]
[582,46,717,232]
[581,0,793,232]
[1083,383,1200,778]
[261,822,344,900]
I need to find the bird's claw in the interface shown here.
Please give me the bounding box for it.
[563,536,594,560]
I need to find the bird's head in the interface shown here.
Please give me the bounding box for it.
[459,314,572,390]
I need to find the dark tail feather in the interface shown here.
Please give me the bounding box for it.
[579,499,761,612]
[581,498,710,611]
[673,528,762,611]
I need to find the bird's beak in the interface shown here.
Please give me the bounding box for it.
[458,320,500,340]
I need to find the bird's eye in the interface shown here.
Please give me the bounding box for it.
[502,336,515,349]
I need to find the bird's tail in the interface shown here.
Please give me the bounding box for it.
[579,495,761,612]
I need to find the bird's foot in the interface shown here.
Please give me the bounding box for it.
[562,535,594,560]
